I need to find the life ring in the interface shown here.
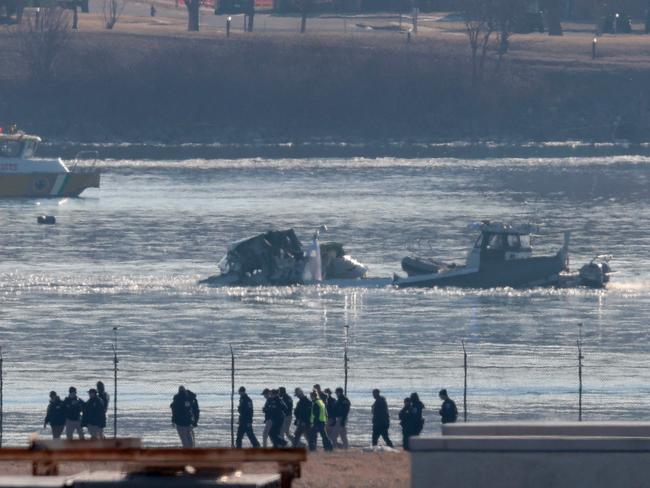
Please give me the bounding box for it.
[32,176,51,195]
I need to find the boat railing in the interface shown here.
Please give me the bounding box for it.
[405,237,437,255]
[69,150,100,172]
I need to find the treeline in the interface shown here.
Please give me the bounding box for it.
[0,28,648,142]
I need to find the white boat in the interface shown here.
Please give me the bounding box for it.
[0,130,100,197]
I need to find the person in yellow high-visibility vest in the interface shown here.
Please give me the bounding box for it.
[309,390,333,451]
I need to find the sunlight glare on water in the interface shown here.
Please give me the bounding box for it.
[0,154,649,446]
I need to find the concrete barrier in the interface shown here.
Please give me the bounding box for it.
[411,424,650,488]
[441,421,650,437]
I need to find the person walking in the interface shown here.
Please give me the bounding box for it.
[63,387,85,440]
[170,385,200,448]
[261,388,272,447]
[96,381,109,414]
[236,386,260,448]
[292,388,312,448]
[371,388,393,447]
[332,387,350,449]
[438,389,458,424]
[264,389,287,448]
[399,397,417,450]
[323,388,337,442]
[309,390,333,451]
[43,391,66,439]
[278,387,293,443]
[410,392,425,436]
[313,384,327,402]
[83,388,106,439]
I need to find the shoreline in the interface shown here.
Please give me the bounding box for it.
[39,139,650,160]
[2,14,650,146]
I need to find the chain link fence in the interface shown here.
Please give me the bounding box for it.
[1,331,647,448]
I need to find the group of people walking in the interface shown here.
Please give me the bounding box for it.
[44,382,109,440]
[233,385,457,452]
[44,382,457,451]
[236,385,350,452]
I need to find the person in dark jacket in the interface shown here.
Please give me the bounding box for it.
[96,381,109,414]
[292,388,312,448]
[312,384,327,402]
[371,388,393,447]
[278,387,293,443]
[236,386,260,448]
[63,386,85,440]
[410,392,425,435]
[309,390,333,451]
[170,385,200,448]
[44,391,66,439]
[263,389,287,448]
[83,388,106,439]
[399,397,417,450]
[438,389,458,424]
[332,387,350,449]
[261,388,272,447]
[323,388,337,442]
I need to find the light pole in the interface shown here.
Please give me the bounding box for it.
[343,325,349,396]
[577,322,583,421]
[112,327,118,438]
[0,347,3,447]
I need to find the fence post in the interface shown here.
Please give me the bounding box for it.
[343,325,349,396]
[462,340,468,422]
[577,323,583,421]
[230,345,235,448]
[0,347,3,447]
[112,327,118,438]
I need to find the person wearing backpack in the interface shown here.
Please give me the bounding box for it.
[170,385,200,448]
[438,389,458,424]
[44,391,66,439]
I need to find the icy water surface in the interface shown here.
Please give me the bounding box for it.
[1,154,649,446]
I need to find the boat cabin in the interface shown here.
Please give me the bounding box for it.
[466,222,536,268]
[0,133,41,160]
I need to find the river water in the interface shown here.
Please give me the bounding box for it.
[1,150,649,446]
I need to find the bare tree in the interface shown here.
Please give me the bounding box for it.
[17,7,70,81]
[543,0,563,35]
[184,0,200,31]
[459,0,495,84]
[299,0,312,33]
[103,0,125,29]
[494,0,524,62]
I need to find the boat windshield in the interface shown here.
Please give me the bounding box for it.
[486,234,506,250]
[22,141,37,158]
[0,140,23,158]
[519,234,532,249]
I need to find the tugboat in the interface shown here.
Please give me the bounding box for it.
[0,128,100,197]
[396,222,571,289]
[199,226,370,287]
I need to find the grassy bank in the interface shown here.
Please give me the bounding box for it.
[1,16,650,143]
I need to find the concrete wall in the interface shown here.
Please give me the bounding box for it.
[411,435,650,488]
[442,421,650,437]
